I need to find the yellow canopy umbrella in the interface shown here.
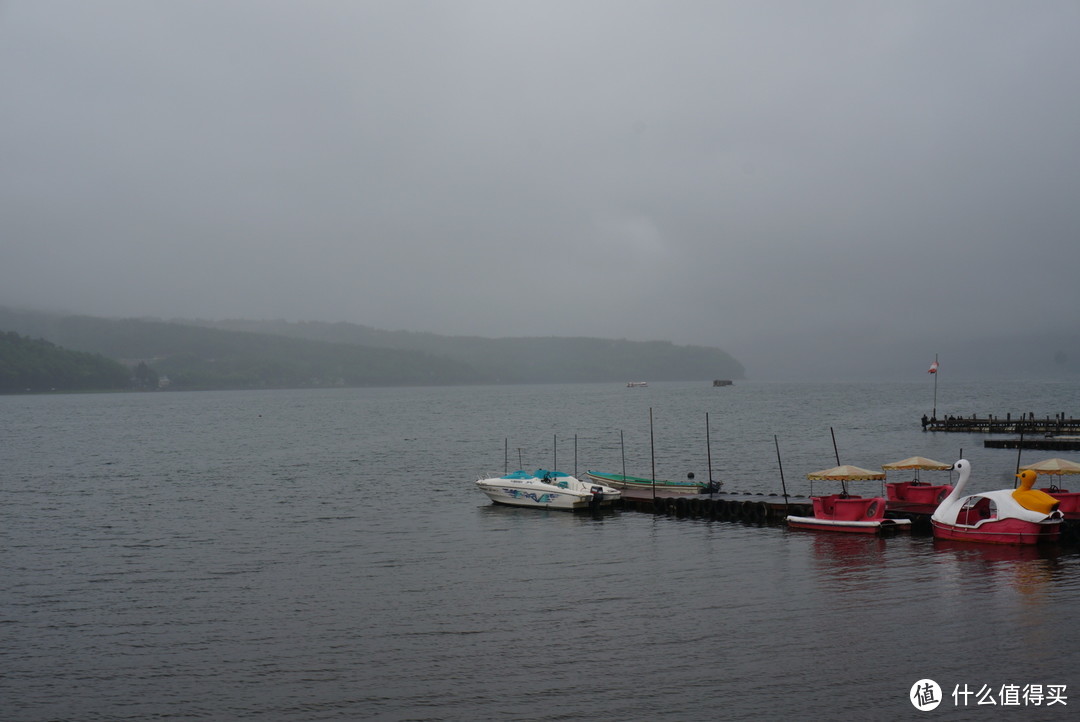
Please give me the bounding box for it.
[881,456,951,471]
[807,464,885,495]
[807,465,886,481]
[1019,458,1080,475]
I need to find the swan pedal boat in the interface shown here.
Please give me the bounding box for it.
[476,469,621,511]
[930,460,1064,545]
[786,494,912,534]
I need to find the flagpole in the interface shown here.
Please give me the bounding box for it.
[930,353,939,420]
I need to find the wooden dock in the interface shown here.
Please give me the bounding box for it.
[613,489,1080,541]
[984,437,1080,451]
[617,488,813,522]
[613,487,1080,542]
[922,414,1080,434]
[615,489,938,532]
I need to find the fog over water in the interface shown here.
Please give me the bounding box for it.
[2,2,1079,380]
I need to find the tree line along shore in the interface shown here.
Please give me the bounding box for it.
[0,308,745,393]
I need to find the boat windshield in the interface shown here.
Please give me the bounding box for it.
[957,496,997,525]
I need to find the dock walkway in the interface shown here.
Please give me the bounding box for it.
[613,484,1080,543]
[923,414,1079,434]
[616,488,813,522]
[984,437,1080,451]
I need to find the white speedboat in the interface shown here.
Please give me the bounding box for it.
[476,469,621,511]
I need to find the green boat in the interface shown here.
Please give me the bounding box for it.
[585,470,711,495]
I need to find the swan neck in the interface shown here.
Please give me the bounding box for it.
[941,466,969,506]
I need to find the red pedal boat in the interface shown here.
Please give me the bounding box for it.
[931,460,1063,545]
[1019,457,1080,521]
[786,464,912,535]
[882,456,954,515]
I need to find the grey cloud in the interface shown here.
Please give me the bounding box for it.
[2,1,1079,380]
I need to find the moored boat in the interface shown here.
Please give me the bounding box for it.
[476,469,621,511]
[1019,457,1080,520]
[930,460,1063,545]
[1043,489,1080,521]
[785,464,912,535]
[585,470,710,495]
[882,456,954,515]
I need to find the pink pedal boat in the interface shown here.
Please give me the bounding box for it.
[882,456,954,516]
[931,460,1063,545]
[1019,457,1080,521]
[786,464,913,535]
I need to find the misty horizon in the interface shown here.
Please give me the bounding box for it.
[3,302,1077,385]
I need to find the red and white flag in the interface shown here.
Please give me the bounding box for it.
[928,360,939,374]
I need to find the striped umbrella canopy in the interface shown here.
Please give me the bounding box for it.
[1019,458,1080,475]
[807,464,886,481]
[881,456,951,471]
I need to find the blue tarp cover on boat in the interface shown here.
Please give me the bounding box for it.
[533,469,570,479]
[501,470,537,480]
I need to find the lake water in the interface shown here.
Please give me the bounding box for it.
[3,380,1080,720]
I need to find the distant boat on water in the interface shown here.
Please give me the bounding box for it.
[626,381,648,387]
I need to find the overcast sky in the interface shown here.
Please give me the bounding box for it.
[2,1,1079,379]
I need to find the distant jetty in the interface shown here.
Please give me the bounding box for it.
[922,413,1080,435]
[984,437,1080,451]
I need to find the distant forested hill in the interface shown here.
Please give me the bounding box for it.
[0,308,482,390]
[0,331,131,392]
[0,306,746,390]
[192,319,746,383]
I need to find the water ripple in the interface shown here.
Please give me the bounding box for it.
[3,384,1080,719]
